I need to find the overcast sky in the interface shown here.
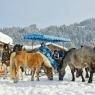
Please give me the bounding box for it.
[0,0,95,28]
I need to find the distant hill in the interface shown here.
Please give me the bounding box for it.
[1,18,95,48]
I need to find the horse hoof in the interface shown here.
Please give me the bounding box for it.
[49,78,53,80]
[3,77,6,79]
[14,79,18,83]
[48,77,53,80]
[85,75,89,78]
[71,79,75,81]
[82,80,85,82]
[88,80,92,83]
[31,79,34,81]
[36,79,39,81]
[59,78,63,81]
[21,78,23,80]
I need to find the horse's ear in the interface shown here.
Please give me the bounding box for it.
[21,45,23,49]
[81,45,84,48]
[93,47,95,51]
[73,48,76,50]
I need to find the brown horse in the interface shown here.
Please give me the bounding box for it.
[58,46,95,83]
[10,49,53,83]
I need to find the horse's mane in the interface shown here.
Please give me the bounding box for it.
[25,49,38,53]
[58,48,76,69]
[63,48,76,59]
[37,52,53,68]
[13,44,23,52]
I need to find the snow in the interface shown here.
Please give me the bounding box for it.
[0,67,95,95]
[0,32,13,45]
[47,43,68,51]
[23,42,68,51]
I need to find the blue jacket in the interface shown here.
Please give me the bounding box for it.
[38,46,58,69]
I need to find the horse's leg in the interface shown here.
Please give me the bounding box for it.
[35,68,40,81]
[71,68,75,81]
[31,68,35,81]
[85,67,89,78]
[14,66,19,83]
[9,53,17,81]
[19,66,23,80]
[88,67,94,83]
[80,69,85,82]
[58,61,67,81]
[25,69,30,75]
[9,59,14,80]
[3,65,7,79]
[88,70,93,83]
[88,64,95,83]
[10,62,16,80]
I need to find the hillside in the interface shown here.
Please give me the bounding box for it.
[1,18,95,48]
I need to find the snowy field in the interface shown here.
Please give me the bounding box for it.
[0,67,95,95]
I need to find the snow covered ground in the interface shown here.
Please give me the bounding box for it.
[0,67,95,95]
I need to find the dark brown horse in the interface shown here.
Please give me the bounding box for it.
[1,43,11,66]
[58,46,95,83]
[1,43,12,78]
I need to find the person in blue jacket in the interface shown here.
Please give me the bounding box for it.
[38,42,58,69]
[38,42,52,56]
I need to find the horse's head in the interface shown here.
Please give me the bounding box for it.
[58,47,76,80]
[93,47,95,53]
[58,66,66,80]
[13,44,23,52]
[43,66,53,80]
[3,44,9,51]
[57,59,67,80]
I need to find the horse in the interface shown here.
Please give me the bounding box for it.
[1,43,12,78]
[10,45,53,83]
[63,48,89,79]
[58,46,95,83]
[1,43,12,66]
[1,44,22,67]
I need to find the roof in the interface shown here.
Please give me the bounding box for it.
[0,32,13,45]
[24,33,71,42]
